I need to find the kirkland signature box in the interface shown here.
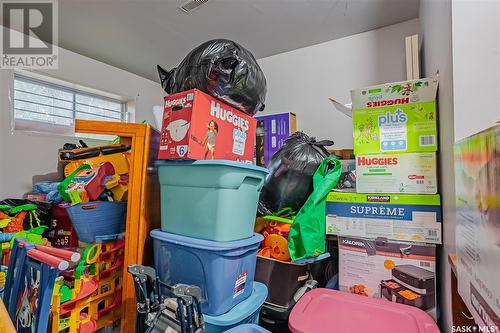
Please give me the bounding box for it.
[338,236,437,320]
[351,78,438,155]
[326,192,442,244]
[356,153,438,194]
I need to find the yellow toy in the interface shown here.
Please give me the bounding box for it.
[61,145,131,178]
[50,239,125,333]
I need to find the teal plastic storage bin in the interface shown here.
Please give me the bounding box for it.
[156,160,268,241]
[204,282,268,333]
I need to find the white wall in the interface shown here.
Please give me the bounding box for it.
[257,19,419,148]
[452,0,500,142]
[0,36,164,198]
[419,1,455,332]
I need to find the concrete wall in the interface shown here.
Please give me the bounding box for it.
[257,19,419,149]
[0,35,164,198]
[419,0,455,332]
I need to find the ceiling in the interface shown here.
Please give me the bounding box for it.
[57,0,419,82]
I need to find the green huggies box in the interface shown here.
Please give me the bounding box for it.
[351,78,439,155]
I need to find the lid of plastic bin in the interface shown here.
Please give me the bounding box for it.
[155,159,268,174]
[289,289,440,333]
[223,324,271,333]
[150,229,264,251]
[204,282,268,326]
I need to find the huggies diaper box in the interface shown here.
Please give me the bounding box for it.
[338,236,437,320]
[356,153,438,194]
[351,78,438,155]
[158,89,256,162]
[326,192,442,244]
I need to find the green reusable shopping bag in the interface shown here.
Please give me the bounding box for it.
[288,157,341,261]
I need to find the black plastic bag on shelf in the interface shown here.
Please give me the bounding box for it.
[157,39,267,116]
[258,132,334,215]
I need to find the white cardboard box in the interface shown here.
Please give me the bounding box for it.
[356,152,437,194]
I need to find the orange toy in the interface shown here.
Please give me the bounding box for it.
[264,233,290,261]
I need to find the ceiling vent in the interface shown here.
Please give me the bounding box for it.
[179,0,210,13]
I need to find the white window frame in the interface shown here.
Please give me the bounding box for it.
[12,72,130,136]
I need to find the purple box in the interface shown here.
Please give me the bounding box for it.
[255,112,296,166]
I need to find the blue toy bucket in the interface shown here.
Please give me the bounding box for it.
[66,201,126,243]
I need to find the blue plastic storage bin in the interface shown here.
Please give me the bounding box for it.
[151,229,264,316]
[66,201,126,243]
[223,324,271,333]
[155,160,268,242]
[204,282,268,333]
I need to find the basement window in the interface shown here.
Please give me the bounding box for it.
[13,74,128,135]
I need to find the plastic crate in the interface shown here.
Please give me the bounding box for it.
[156,160,267,241]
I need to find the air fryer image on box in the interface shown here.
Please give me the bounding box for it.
[338,236,437,320]
[380,264,435,310]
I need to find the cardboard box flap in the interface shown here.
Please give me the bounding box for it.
[328,98,352,118]
[350,77,438,109]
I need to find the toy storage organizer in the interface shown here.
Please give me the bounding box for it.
[72,120,161,331]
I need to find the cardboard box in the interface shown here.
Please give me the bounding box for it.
[351,78,438,155]
[45,204,79,248]
[356,152,437,194]
[328,149,354,160]
[338,236,437,320]
[255,112,297,166]
[326,192,442,243]
[455,124,500,328]
[158,89,256,162]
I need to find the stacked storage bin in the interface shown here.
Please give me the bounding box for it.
[326,77,441,321]
[153,91,271,333]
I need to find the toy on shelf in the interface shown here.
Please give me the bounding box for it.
[0,226,48,266]
[0,204,44,233]
[51,238,125,333]
[59,144,131,178]
[255,211,294,262]
[3,239,79,333]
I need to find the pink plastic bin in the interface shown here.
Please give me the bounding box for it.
[289,289,440,333]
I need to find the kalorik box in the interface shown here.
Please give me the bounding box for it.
[356,152,437,194]
[338,236,437,320]
[351,78,438,155]
[326,192,442,244]
[158,89,256,162]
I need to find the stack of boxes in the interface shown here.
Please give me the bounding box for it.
[326,78,441,320]
[154,89,270,332]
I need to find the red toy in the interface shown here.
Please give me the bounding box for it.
[158,89,257,162]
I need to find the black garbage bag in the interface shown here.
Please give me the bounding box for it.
[157,39,267,116]
[258,132,334,215]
